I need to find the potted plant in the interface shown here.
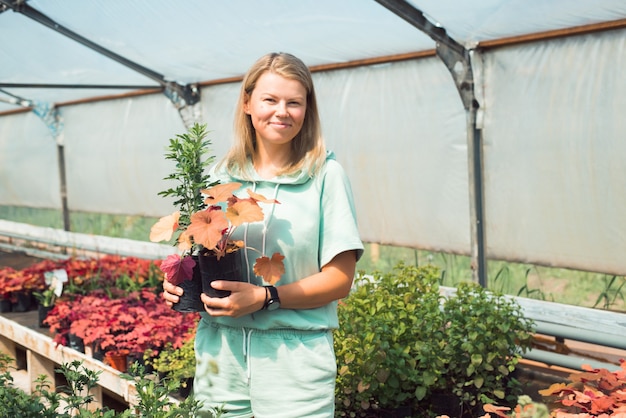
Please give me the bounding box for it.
[147,332,201,399]
[148,123,215,311]
[482,395,550,418]
[334,263,446,417]
[482,360,626,417]
[334,262,535,418]
[438,282,535,416]
[45,288,199,364]
[33,269,67,327]
[150,123,285,305]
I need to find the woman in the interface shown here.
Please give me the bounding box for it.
[163,52,363,418]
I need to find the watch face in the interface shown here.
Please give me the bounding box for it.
[265,286,280,311]
[266,299,280,311]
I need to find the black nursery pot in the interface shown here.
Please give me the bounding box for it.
[11,291,32,312]
[68,333,86,354]
[173,258,204,313]
[0,298,12,313]
[38,304,53,328]
[198,249,243,298]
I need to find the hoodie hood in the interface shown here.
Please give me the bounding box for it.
[212,150,336,186]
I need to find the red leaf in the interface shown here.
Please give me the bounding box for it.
[159,254,196,286]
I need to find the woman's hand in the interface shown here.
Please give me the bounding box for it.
[162,279,183,308]
[201,281,266,318]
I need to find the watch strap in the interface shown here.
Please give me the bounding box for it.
[263,285,280,310]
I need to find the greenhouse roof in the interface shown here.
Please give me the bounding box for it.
[2,0,625,113]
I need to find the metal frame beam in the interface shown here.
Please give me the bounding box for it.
[0,83,161,90]
[375,0,487,286]
[0,0,199,107]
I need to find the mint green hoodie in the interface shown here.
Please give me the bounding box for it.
[201,151,364,331]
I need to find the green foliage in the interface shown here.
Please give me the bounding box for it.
[33,287,57,307]
[56,360,117,417]
[0,353,58,417]
[119,363,215,418]
[441,282,535,409]
[355,244,626,313]
[148,336,198,385]
[593,275,626,310]
[334,262,535,417]
[157,123,217,232]
[335,263,445,416]
[0,353,218,418]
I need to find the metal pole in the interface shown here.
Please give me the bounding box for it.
[374,0,487,285]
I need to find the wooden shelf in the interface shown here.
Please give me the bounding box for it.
[0,310,137,410]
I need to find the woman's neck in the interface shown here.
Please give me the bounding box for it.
[253,144,291,179]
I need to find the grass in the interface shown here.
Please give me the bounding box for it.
[357,243,626,313]
[2,205,625,313]
[0,205,158,242]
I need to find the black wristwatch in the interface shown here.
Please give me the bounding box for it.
[264,286,281,311]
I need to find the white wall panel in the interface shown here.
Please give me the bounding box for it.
[61,95,185,216]
[314,59,470,254]
[0,112,61,209]
[483,29,626,275]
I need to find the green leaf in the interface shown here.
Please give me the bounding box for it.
[470,353,483,366]
[415,385,427,401]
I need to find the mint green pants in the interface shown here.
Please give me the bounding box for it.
[194,319,337,418]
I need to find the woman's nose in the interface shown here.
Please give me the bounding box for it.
[276,102,289,117]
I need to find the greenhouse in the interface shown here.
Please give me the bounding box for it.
[1,0,626,416]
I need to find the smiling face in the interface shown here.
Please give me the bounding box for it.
[243,71,307,150]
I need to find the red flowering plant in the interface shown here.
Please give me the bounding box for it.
[149,123,285,287]
[46,289,199,355]
[0,259,60,305]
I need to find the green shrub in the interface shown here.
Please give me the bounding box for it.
[334,262,535,417]
[0,353,213,417]
[441,282,535,411]
[334,263,444,416]
[148,336,198,388]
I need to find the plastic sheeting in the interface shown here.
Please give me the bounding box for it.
[2,0,625,111]
[483,29,626,275]
[1,1,626,276]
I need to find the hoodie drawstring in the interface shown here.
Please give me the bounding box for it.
[242,182,280,284]
[241,328,254,383]
[261,184,280,257]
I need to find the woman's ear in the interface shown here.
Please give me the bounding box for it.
[243,93,251,115]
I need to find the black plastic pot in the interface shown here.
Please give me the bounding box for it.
[177,377,194,399]
[198,249,243,298]
[38,304,53,328]
[11,291,32,312]
[0,298,12,312]
[68,333,85,353]
[172,257,204,312]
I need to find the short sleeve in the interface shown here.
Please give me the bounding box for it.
[319,160,364,267]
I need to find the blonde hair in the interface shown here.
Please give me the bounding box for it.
[222,52,326,178]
